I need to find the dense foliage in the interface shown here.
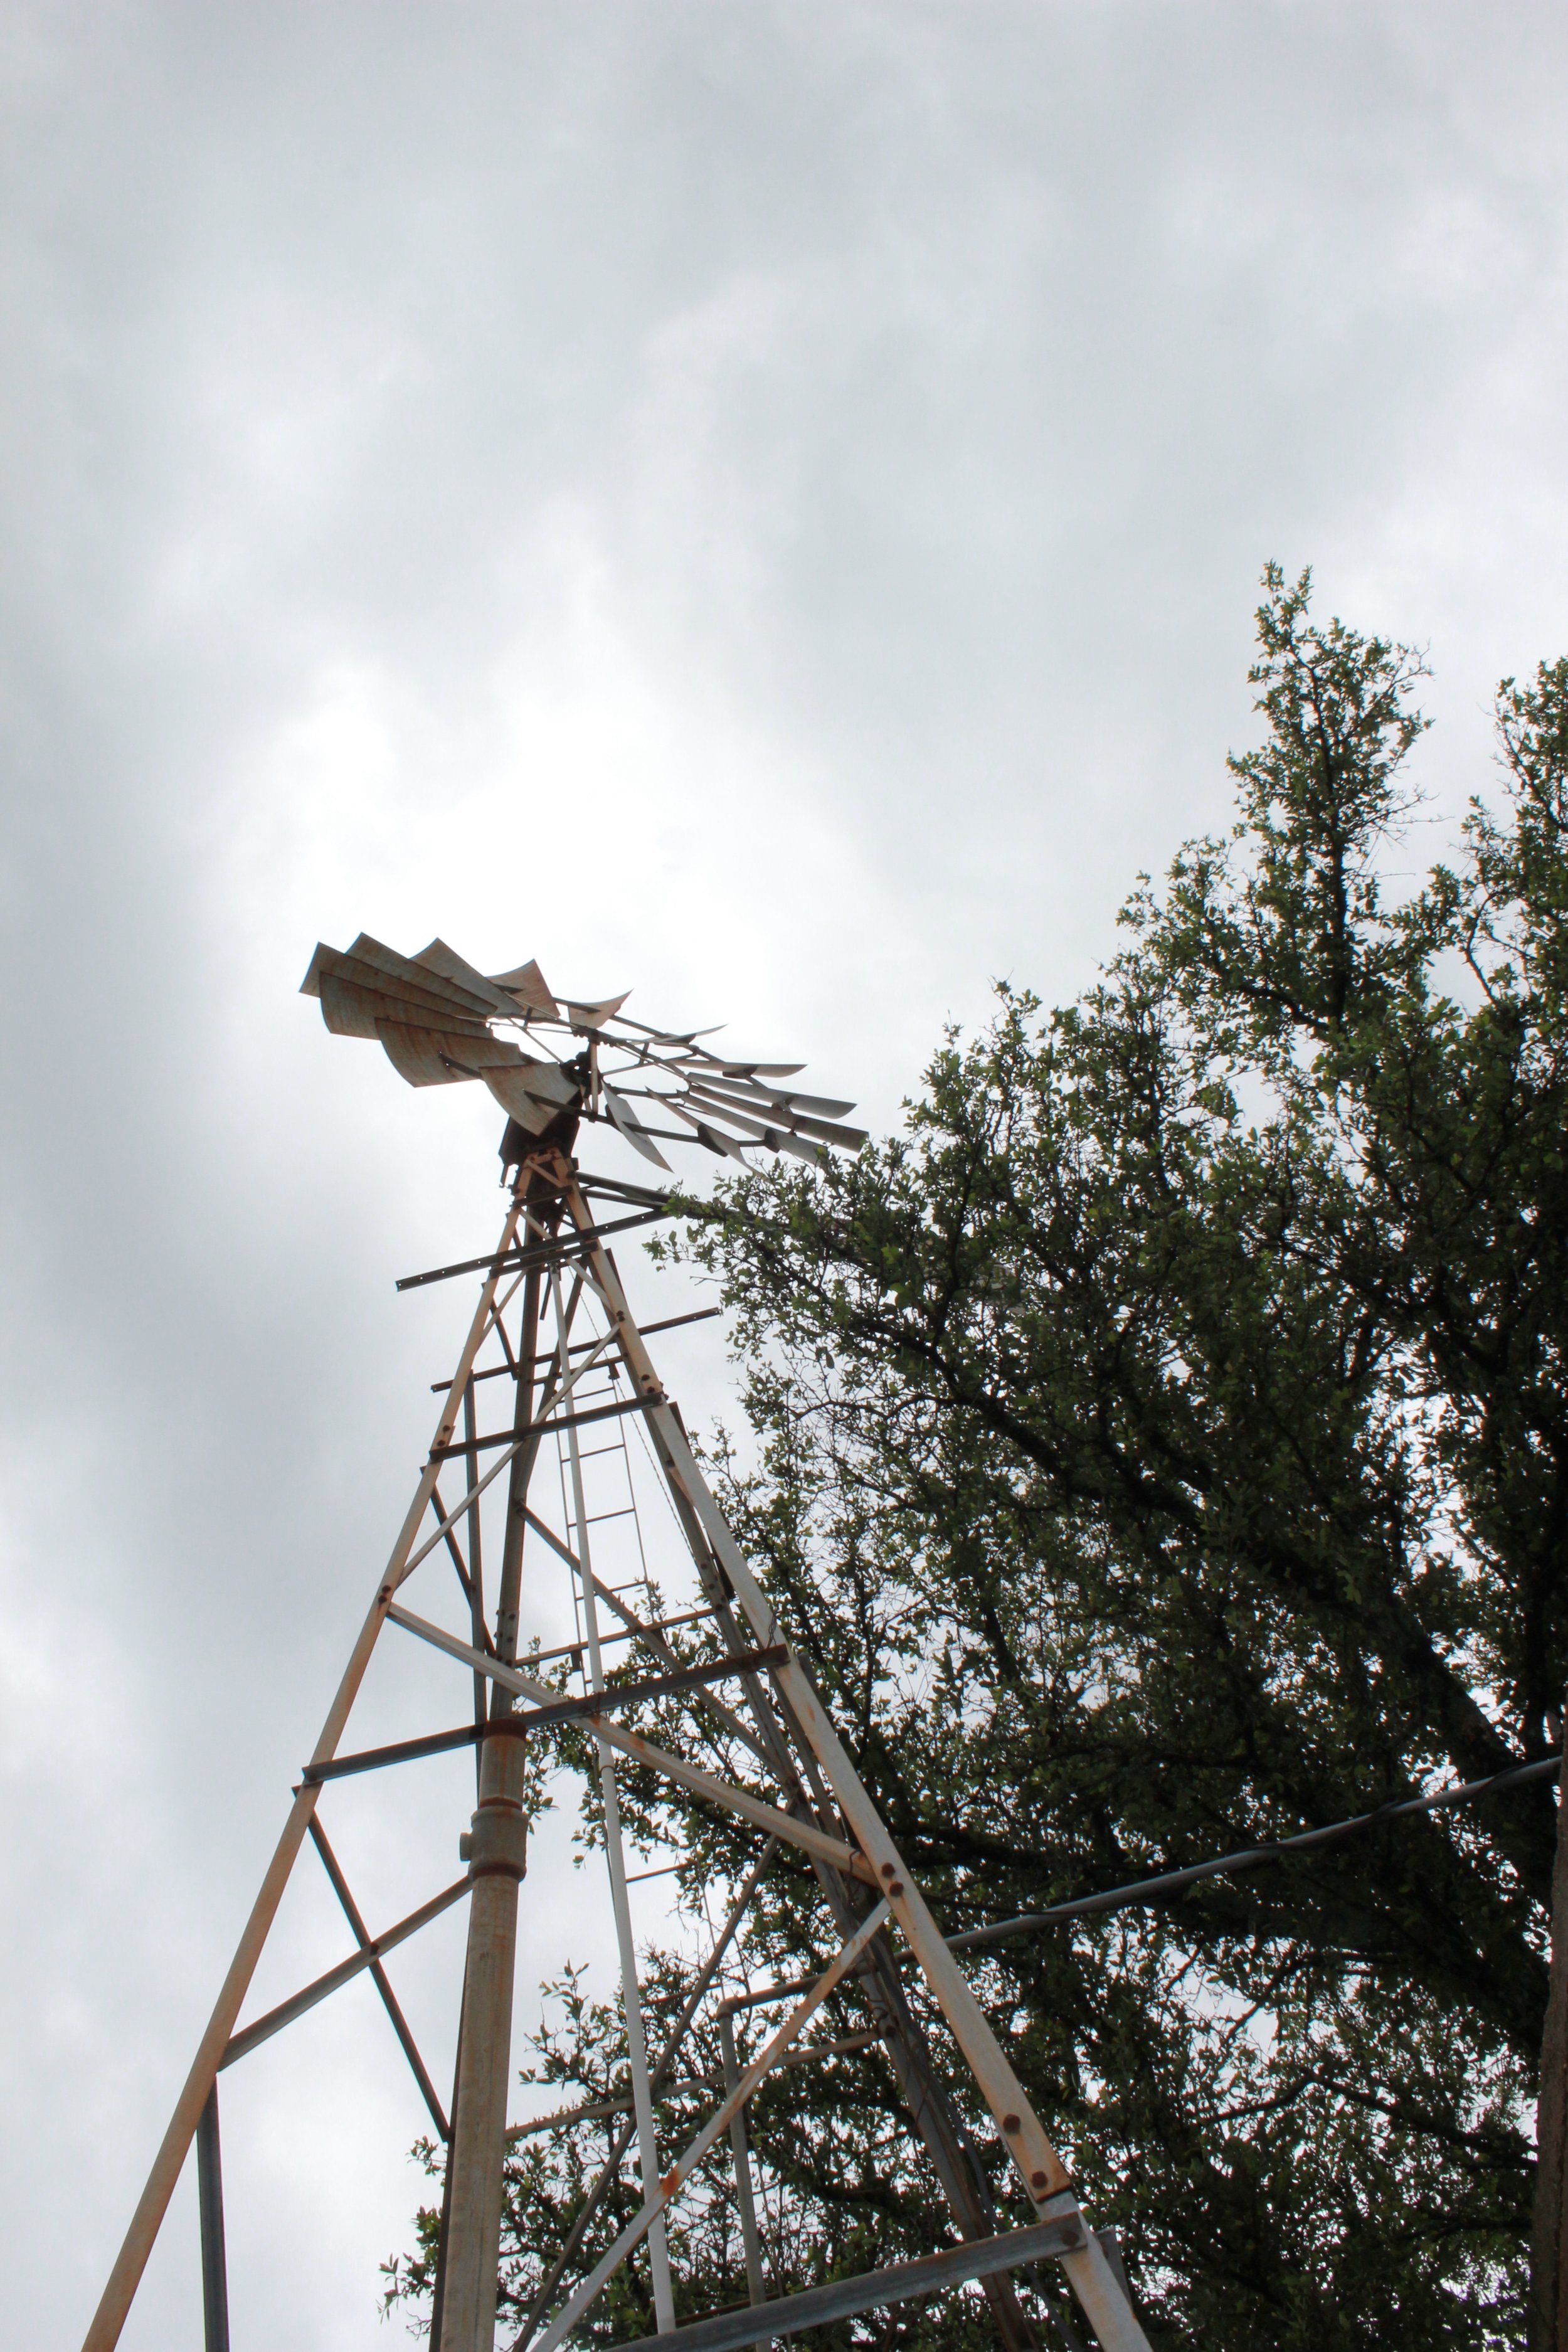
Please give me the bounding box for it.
[389,572,1568,2348]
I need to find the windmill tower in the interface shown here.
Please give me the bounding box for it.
[80,936,1150,2352]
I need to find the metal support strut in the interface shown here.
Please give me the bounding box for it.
[195,2085,230,2352]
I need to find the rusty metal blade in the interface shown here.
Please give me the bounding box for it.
[693,1076,857,1120]
[317,958,492,1033]
[345,933,499,1019]
[483,1061,582,1128]
[685,1084,867,1152]
[411,938,519,1014]
[428,1034,529,1072]
[662,1102,751,1162]
[776,1109,869,1150]
[482,1078,557,1133]
[673,1093,770,1145]
[771,1131,826,1168]
[376,1024,479,1087]
[488,958,559,1018]
[603,1083,673,1170]
[563,992,631,1030]
[299,941,336,998]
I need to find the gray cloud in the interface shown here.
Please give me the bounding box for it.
[4,4,1567,2344]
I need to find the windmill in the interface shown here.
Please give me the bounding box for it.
[80,936,1150,2352]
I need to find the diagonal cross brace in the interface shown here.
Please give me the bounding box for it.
[385,1604,877,1882]
[531,1902,894,2352]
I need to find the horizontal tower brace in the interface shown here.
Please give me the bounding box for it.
[601,2217,1092,2352]
[301,1650,788,1785]
[429,1391,652,1459]
[396,1209,668,1293]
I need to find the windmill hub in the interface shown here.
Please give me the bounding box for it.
[300,931,869,1172]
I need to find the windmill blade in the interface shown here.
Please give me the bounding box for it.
[482,1067,570,1133]
[376,1023,482,1088]
[434,1035,551,1076]
[617,1018,729,1047]
[671,1092,772,1146]
[601,1081,673,1171]
[684,1082,867,1152]
[774,1108,869,1151]
[299,941,336,998]
[691,1074,859,1119]
[301,930,860,1168]
[411,938,521,1016]
[699,1122,751,1163]
[563,991,632,1031]
[662,1099,754,1162]
[771,1130,826,1168]
[768,1088,858,1118]
[346,933,500,1021]
[477,1054,579,1118]
[320,972,492,1043]
[661,1090,827,1168]
[672,1057,813,1084]
[487,958,559,1019]
[313,942,494,1025]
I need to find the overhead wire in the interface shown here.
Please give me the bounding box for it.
[949,1751,1562,1950]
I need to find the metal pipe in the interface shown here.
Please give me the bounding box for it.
[195,2086,230,2352]
[429,1982,466,2350]
[438,1729,531,2352]
[464,1378,486,1780]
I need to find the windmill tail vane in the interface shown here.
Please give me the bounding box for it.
[78,935,1152,2352]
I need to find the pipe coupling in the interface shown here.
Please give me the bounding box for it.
[459,1799,529,1881]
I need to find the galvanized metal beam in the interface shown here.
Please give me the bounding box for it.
[601,2218,1093,2352]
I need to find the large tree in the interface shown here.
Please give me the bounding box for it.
[389,571,1568,2348]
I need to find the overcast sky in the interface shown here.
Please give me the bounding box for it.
[5,5,1568,2347]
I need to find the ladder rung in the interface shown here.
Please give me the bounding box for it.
[527,1604,719,1667]
[586,1508,635,1525]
